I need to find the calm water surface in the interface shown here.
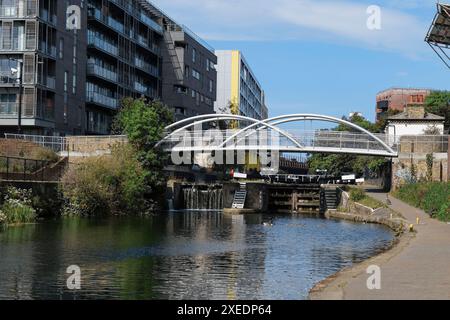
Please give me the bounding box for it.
[0,212,394,300]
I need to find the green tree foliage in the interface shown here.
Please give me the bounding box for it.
[425,91,450,130]
[0,187,36,225]
[375,109,401,133]
[308,115,389,177]
[394,182,450,221]
[61,98,174,216]
[114,98,173,190]
[61,144,149,216]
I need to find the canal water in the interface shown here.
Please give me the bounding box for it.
[0,212,394,300]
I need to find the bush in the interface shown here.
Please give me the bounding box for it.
[350,188,366,202]
[33,148,59,163]
[394,182,450,221]
[61,143,150,216]
[0,187,37,225]
[0,211,6,225]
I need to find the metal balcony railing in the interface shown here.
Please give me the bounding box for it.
[86,91,118,109]
[87,64,118,82]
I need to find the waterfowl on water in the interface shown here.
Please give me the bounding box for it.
[263,219,274,227]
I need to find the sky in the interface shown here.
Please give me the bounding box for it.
[152,0,449,122]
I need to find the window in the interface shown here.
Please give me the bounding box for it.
[192,48,196,63]
[72,74,77,94]
[184,65,189,78]
[175,85,187,95]
[64,71,68,92]
[175,107,185,115]
[192,69,200,80]
[191,89,196,98]
[25,21,36,50]
[206,59,210,71]
[209,79,213,93]
[59,38,64,59]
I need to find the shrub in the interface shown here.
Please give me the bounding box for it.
[61,143,149,216]
[0,187,37,225]
[394,182,450,221]
[350,188,366,202]
[0,211,6,225]
[33,148,59,163]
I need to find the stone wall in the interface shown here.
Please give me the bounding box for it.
[391,135,449,190]
[64,136,128,155]
[0,139,53,159]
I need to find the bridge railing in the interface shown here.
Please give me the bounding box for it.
[159,129,398,154]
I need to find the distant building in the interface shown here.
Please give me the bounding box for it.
[0,0,216,135]
[215,50,268,120]
[158,18,217,121]
[376,88,432,122]
[386,106,445,144]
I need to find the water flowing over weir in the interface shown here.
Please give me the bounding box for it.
[182,185,223,210]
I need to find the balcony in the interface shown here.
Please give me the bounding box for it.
[40,9,57,26]
[87,64,118,83]
[140,12,163,34]
[108,0,163,34]
[38,76,56,90]
[88,7,125,35]
[86,91,117,109]
[39,42,57,58]
[135,35,160,55]
[0,102,18,116]
[134,58,159,77]
[134,82,155,97]
[87,35,119,56]
[0,5,37,18]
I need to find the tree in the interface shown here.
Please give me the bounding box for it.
[114,98,173,192]
[375,109,401,133]
[308,114,389,177]
[425,91,450,131]
[423,125,441,135]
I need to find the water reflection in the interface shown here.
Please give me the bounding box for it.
[0,212,394,300]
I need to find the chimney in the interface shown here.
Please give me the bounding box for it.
[406,105,425,119]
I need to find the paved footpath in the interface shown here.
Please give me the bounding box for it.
[311,188,450,300]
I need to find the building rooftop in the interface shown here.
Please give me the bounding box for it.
[377,87,433,96]
[138,0,215,53]
[388,111,445,121]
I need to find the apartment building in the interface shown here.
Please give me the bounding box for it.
[215,50,268,120]
[0,0,216,135]
[159,21,217,121]
[85,0,163,134]
[376,88,432,122]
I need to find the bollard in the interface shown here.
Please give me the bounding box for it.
[416,217,420,225]
[409,224,415,232]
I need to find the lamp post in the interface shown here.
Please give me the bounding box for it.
[9,58,23,134]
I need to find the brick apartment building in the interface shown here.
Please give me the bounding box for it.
[376,88,431,121]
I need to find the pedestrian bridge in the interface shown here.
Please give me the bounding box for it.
[157,114,398,157]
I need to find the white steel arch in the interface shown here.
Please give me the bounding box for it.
[158,114,398,157]
[157,114,304,149]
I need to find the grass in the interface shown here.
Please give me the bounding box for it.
[0,202,36,225]
[349,187,387,209]
[393,182,450,221]
[0,187,37,227]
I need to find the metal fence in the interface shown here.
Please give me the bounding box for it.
[0,156,66,182]
[4,134,128,154]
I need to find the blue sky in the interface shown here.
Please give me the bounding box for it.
[152,0,449,122]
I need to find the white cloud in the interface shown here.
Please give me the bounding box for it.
[151,0,430,56]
